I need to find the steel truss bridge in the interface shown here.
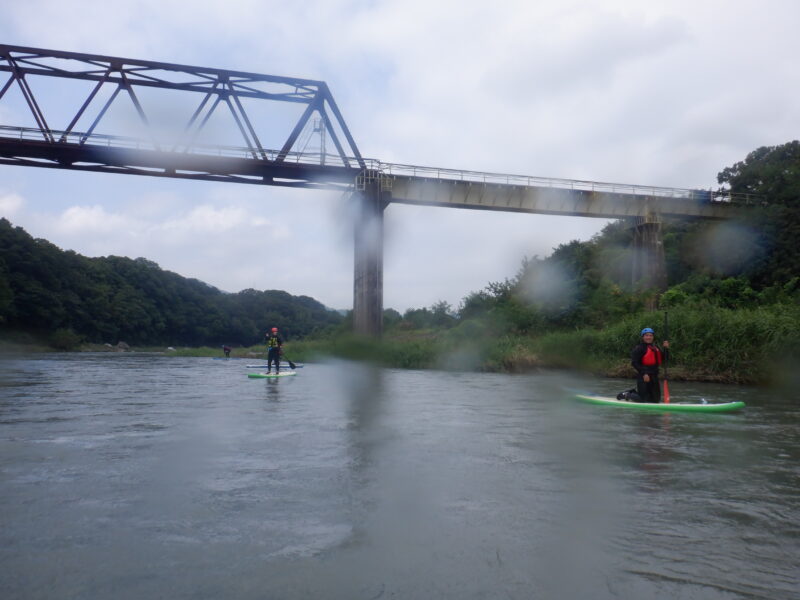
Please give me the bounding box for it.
[0,44,756,335]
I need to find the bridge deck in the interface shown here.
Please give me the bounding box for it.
[0,125,754,219]
[386,175,732,219]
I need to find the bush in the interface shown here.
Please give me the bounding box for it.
[530,304,800,384]
[50,328,82,351]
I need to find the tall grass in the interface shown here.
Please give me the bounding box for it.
[289,335,439,369]
[160,304,799,385]
[531,304,800,384]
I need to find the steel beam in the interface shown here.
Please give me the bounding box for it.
[0,136,358,188]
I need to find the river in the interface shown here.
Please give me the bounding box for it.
[0,353,798,599]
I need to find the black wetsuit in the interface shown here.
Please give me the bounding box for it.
[266,333,283,373]
[631,342,667,403]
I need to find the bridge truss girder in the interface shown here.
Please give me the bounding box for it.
[0,43,365,180]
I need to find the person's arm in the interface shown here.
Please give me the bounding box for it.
[631,344,645,374]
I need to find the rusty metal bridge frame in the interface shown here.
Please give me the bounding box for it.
[0,44,757,336]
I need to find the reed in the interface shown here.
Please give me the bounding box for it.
[530,304,800,384]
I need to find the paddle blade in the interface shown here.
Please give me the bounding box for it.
[663,379,670,404]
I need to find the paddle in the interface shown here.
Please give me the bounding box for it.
[279,349,297,370]
[663,311,670,404]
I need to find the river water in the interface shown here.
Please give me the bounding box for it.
[0,353,797,599]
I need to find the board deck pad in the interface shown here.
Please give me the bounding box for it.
[245,364,303,368]
[574,394,745,413]
[247,371,297,379]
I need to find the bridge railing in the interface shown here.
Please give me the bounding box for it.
[0,124,762,205]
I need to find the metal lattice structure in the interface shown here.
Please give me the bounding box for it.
[0,44,365,188]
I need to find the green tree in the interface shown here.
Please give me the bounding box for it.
[0,218,343,346]
[717,140,800,286]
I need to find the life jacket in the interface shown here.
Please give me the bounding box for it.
[641,345,662,367]
[266,335,281,348]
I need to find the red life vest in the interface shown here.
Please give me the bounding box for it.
[642,345,662,366]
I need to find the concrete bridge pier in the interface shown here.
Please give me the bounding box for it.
[353,170,389,337]
[631,214,667,293]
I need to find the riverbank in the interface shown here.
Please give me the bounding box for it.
[0,336,769,386]
[3,303,796,386]
[282,333,750,384]
[287,303,799,386]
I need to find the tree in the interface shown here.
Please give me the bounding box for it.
[718,141,800,206]
[382,308,402,328]
[0,219,343,346]
[430,301,456,328]
[717,141,800,286]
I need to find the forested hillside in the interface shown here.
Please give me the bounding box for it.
[0,219,342,347]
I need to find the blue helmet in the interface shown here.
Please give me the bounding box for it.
[640,327,655,336]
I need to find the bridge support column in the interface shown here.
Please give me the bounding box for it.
[353,171,388,337]
[631,215,667,293]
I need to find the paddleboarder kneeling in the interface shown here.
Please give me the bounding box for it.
[631,327,669,403]
[265,327,283,374]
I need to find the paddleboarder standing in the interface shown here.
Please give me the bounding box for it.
[265,327,283,374]
[631,328,670,403]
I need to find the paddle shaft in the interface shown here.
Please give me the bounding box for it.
[663,311,670,403]
[279,348,296,369]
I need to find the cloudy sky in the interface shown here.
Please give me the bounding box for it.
[1,0,798,312]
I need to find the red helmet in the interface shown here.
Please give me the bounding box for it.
[271,327,278,332]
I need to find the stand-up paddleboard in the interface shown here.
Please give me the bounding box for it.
[247,371,297,379]
[245,364,304,368]
[574,394,745,413]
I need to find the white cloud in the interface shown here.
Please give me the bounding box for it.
[57,205,133,234]
[159,205,269,235]
[0,192,24,217]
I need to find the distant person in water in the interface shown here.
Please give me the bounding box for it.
[631,327,670,403]
[265,327,283,374]
[222,345,232,358]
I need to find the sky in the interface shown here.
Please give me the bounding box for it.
[1,0,798,313]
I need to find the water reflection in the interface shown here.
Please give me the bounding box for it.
[262,377,283,401]
[631,413,675,490]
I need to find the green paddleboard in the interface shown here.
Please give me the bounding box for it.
[247,371,297,379]
[574,394,745,413]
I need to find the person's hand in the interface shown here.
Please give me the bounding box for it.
[643,374,650,383]
[663,340,670,348]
